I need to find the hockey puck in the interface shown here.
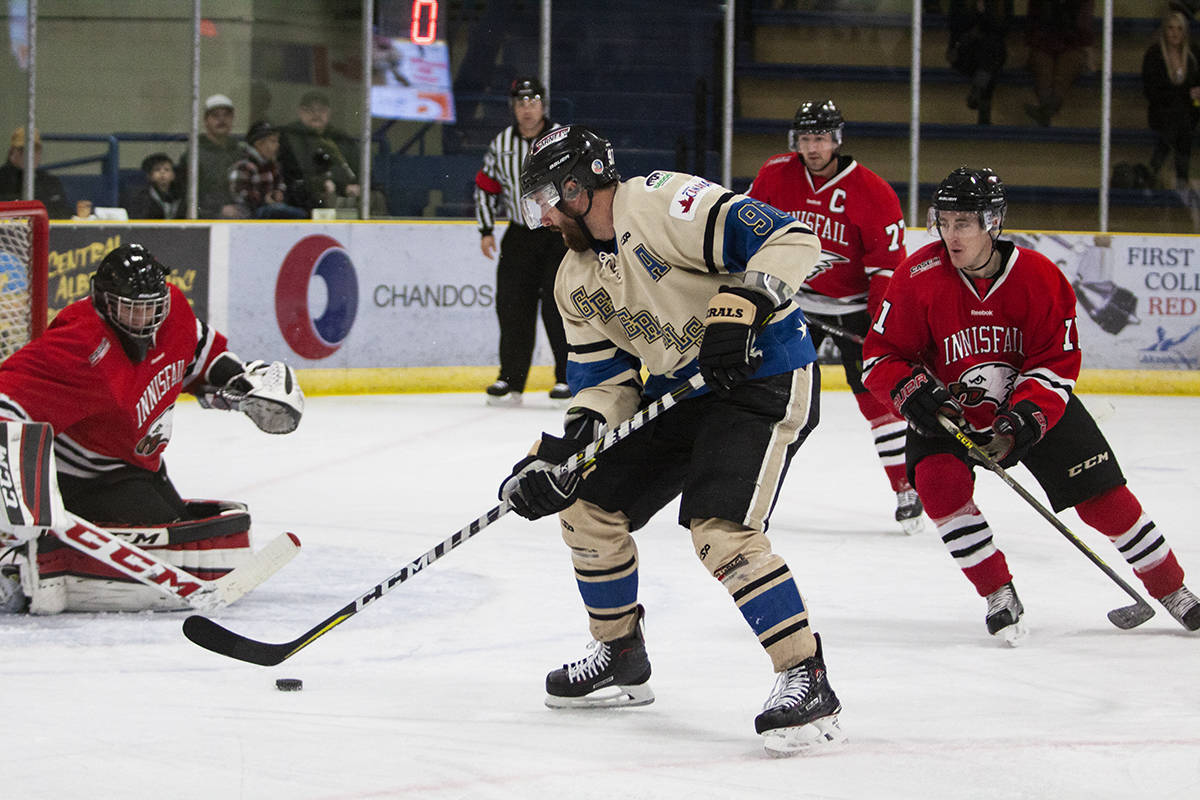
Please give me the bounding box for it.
[275,678,303,692]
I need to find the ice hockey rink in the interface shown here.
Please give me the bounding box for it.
[2,387,1198,799]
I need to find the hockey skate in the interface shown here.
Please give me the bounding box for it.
[754,633,846,757]
[894,488,926,536]
[549,382,572,407]
[0,563,26,614]
[545,605,654,709]
[985,582,1027,645]
[1159,585,1200,632]
[485,380,522,407]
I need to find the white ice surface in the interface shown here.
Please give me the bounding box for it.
[3,389,1198,799]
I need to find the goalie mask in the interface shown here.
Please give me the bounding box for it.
[788,99,844,150]
[519,125,619,228]
[928,166,1007,240]
[91,243,171,361]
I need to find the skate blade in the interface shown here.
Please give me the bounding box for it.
[486,394,523,408]
[544,683,655,709]
[897,515,926,536]
[761,714,847,758]
[992,620,1028,647]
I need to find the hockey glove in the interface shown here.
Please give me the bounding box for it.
[698,286,775,395]
[499,409,605,521]
[890,367,964,438]
[978,400,1047,466]
[202,360,304,434]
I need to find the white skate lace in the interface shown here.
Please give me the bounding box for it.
[565,640,612,683]
[986,584,1018,618]
[1161,586,1198,621]
[895,489,921,517]
[763,663,813,712]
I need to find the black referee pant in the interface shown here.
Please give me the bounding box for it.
[495,223,568,392]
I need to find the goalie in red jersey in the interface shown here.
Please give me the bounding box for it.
[0,243,304,614]
[748,100,922,535]
[863,167,1199,641]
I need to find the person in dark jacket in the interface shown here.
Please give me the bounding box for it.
[0,127,71,219]
[1142,8,1200,189]
[124,153,183,220]
[277,91,361,212]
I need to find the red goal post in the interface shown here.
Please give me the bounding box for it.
[0,200,49,360]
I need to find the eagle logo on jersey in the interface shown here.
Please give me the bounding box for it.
[134,409,174,457]
[947,362,1017,410]
[806,248,849,282]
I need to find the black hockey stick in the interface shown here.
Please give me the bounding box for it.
[938,416,1155,629]
[182,373,707,666]
[806,316,865,345]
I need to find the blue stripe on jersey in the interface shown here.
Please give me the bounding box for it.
[566,348,641,393]
[720,198,802,274]
[736,577,806,636]
[576,571,639,611]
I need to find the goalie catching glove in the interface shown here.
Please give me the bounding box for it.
[499,408,605,520]
[200,358,304,434]
[698,286,775,395]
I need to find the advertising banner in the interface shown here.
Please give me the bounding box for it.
[47,225,211,320]
[226,221,536,369]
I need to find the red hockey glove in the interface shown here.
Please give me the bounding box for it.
[890,367,964,438]
[979,400,1047,466]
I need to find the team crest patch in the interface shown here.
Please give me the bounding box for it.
[644,171,673,191]
[669,178,714,221]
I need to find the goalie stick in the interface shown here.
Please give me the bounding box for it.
[54,512,302,612]
[938,416,1155,629]
[182,372,707,666]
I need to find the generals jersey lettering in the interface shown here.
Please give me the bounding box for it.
[862,239,1080,433]
[0,285,228,477]
[748,153,906,316]
[556,170,821,404]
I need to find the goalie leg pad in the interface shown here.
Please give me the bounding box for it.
[27,500,253,613]
[0,421,68,547]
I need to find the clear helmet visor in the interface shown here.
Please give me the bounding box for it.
[927,206,1004,239]
[520,180,561,229]
[104,290,170,339]
[788,126,843,151]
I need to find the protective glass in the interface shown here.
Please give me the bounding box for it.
[520,180,560,229]
[104,291,171,339]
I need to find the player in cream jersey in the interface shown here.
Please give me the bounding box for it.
[497,126,847,757]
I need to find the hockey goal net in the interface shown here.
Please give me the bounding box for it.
[0,200,49,361]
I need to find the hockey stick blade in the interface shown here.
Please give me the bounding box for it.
[938,416,1155,629]
[182,374,706,665]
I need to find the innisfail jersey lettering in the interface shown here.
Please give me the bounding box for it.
[0,284,227,478]
[862,239,1081,433]
[556,170,821,403]
[747,153,906,316]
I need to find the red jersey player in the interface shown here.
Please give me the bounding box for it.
[747,99,922,535]
[0,243,304,614]
[863,167,1199,641]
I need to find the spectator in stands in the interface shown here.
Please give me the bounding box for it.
[124,153,183,220]
[945,0,1013,125]
[229,121,307,219]
[0,127,71,218]
[1142,7,1200,191]
[278,91,361,212]
[1023,0,1096,127]
[177,94,246,218]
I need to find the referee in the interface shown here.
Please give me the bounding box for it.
[474,76,570,406]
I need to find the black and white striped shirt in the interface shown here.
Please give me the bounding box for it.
[473,119,558,234]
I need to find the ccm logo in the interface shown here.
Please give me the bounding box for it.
[61,525,202,596]
[1068,451,1110,477]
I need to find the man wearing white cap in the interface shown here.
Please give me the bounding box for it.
[177,94,246,218]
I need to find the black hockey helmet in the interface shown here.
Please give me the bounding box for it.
[789,99,844,149]
[928,166,1007,238]
[519,125,619,227]
[510,75,545,100]
[91,243,171,342]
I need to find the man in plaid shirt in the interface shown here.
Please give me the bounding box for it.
[229,121,307,219]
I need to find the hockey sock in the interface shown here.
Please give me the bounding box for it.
[917,454,1011,596]
[1075,487,1184,599]
[855,391,911,492]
